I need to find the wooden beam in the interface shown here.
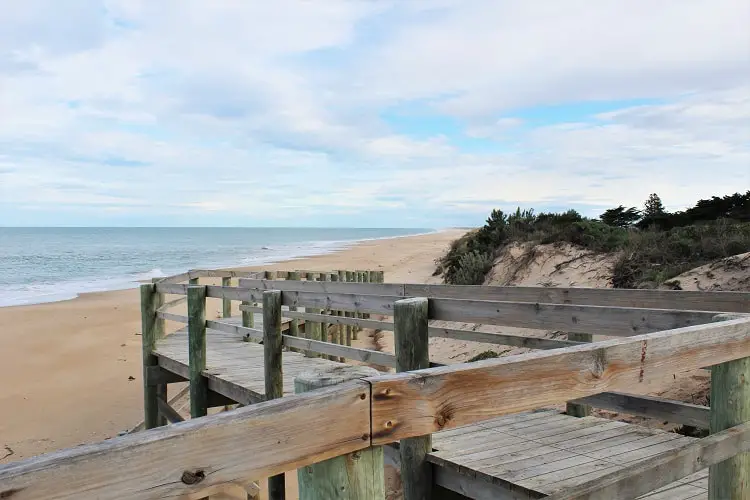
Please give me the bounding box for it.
[155,283,188,295]
[157,296,187,312]
[566,332,593,417]
[569,391,710,428]
[156,399,185,424]
[221,277,232,318]
[155,311,188,323]
[709,355,750,498]
[546,421,750,500]
[367,317,750,444]
[140,284,165,429]
[205,319,263,342]
[263,289,285,500]
[295,366,384,500]
[145,366,187,386]
[282,335,396,367]
[286,270,300,352]
[0,382,371,500]
[188,285,208,419]
[395,297,432,500]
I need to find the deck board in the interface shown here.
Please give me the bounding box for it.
[154,316,345,403]
[430,411,708,499]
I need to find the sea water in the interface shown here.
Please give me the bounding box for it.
[0,227,432,307]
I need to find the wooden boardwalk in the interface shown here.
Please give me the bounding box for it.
[153,317,707,500]
[154,316,346,405]
[429,410,706,499]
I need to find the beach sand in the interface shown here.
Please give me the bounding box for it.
[0,229,463,464]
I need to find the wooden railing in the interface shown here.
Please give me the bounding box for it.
[2,269,750,500]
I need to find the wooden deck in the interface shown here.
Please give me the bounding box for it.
[429,410,706,499]
[152,316,709,500]
[154,316,346,405]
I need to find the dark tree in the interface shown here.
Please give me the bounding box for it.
[600,206,641,227]
[644,193,666,218]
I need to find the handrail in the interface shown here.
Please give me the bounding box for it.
[3,317,750,499]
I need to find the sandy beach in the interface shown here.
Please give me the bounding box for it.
[0,229,464,463]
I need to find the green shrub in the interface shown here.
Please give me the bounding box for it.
[468,350,500,362]
[452,250,494,285]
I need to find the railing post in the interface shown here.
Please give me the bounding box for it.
[140,283,166,429]
[286,271,300,352]
[221,276,232,318]
[263,289,285,500]
[346,271,357,341]
[395,297,432,500]
[566,332,593,417]
[338,270,346,359]
[362,271,371,320]
[304,272,321,357]
[296,366,384,500]
[709,312,750,500]
[188,285,208,419]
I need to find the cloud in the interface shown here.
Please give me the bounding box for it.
[0,0,748,226]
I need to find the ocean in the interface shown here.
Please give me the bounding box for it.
[0,227,433,307]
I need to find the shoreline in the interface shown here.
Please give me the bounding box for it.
[0,228,445,309]
[0,229,463,462]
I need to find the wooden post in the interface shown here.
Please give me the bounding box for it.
[337,270,346,361]
[140,284,166,429]
[345,271,353,346]
[263,289,285,500]
[286,271,300,353]
[320,272,330,346]
[304,272,320,357]
[378,270,385,284]
[188,285,208,419]
[394,297,432,500]
[295,366,385,500]
[566,332,593,417]
[362,271,371,320]
[189,276,199,285]
[709,356,750,498]
[222,276,232,319]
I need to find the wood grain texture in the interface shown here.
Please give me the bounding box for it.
[282,335,396,367]
[286,271,301,352]
[546,421,750,500]
[709,356,750,499]
[566,333,593,417]
[157,296,187,311]
[188,285,208,419]
[155,311,189,324]
[295,366,383,500]
[263,289,285,500]
[569,392,710,428]
[221,277,232,318]
[394,297,432,500]
[155,283,189,296]
[156,399,185,424]
[0,382,371,500]
[368,317,750,445]
[141,284,165,429]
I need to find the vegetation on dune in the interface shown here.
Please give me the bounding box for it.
[437,191,750,288]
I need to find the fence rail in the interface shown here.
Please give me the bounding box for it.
[3,315,749,500]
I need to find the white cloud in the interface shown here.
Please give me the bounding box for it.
[0,0,748,226]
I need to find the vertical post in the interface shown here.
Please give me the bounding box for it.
[304,272,320,357]
[337,270,346,360]
[188,285,208,419]
[222,276,232,319]
[296,366,384,500]
[141,283,166,429]
[345,271,353,346]
[378,270,385,284]
[362,271,371,320]
[286,270,300,352]
[263,289,285,500]
[709,358,750,498]
[566,332,593,417]
[189,275,199,285]
[395,297,431,500]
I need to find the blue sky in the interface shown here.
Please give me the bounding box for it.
[0,0,748,227]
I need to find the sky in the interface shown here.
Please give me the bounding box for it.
[0,0,748,228]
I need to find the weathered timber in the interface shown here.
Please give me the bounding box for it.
[205,319,263,342]
[304,272,321,358]
[188,285,208,419]
[368,317,750,444]
[263,289,285,500]
[221,277,232,318]
[238,278,749,313]
[156,398,185,424]
[282,335,396,367]
[0,383,371,500]
[569,391,710,428]
[295,366,384,500]
[286,270,301,352]
[566,332,593,417]
[155,311,188,323]
[394,297,432,500]
[155,283,188,295]
[145,365,186,386]
[546,421,750,500]
[709,355,750,498]
[140,284,165,429]
[157,295,187,311]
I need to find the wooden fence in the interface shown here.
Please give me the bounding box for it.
[1,269,749,500]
